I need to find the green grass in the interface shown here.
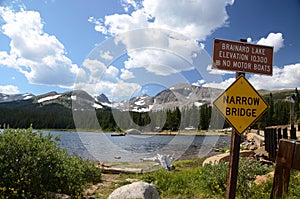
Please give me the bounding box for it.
[92,157,300,199]
[139,158,277,199]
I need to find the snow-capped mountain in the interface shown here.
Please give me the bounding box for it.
[0,93,35,103]
[34,90,103,110]
[108,83,223,112]
[112,94,155,112]
[151,83,222,111]
[0,84,223,112]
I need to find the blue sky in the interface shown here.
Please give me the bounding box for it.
[0,0,299,101]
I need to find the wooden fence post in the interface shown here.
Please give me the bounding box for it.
[283,128,288,139]
[292,142,300,170]
[265,128,270,154]
[277,128,282,141]
[271,139,296,199]
[290,126,297,140]
[270,128,277,161]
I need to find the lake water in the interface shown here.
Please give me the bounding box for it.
[44,130,231,162]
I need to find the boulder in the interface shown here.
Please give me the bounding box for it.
[108,181,159,199]
[254,171,274,185]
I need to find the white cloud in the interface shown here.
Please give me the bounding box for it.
[100,50,113,61]
[93,0,234,41]
[205,63,300,91]
[124,48,188,76]
[81,58,119,81]
[0,85,19,94]
[207,64,235,75]
[82,58,106,82]
[203,77,235,90]
[192,79,206,86]
[0,7,79,87]
[76,1,235,99]
[143,0,234,40]
[249,64,300,90]
[120,68,135,80]
[120,0,141,12]
[104,65,119,81]
[111,81,142,99]
[88,0,235,81]
[74,80,141,101]
[257,32,284,53]
[98,9,150,35]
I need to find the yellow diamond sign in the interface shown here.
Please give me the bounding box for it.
[213,75,269,135]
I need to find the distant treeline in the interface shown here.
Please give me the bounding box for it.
[0,99,214,131]
[256,88,300,128]
[0,88,299,131]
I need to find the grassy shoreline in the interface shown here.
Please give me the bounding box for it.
[86,157,292,199]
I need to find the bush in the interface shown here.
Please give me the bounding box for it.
[201,158,272,198]
[0,127,101,198]
[142,158,272,199]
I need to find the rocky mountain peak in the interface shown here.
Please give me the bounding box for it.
[96,93,111,104]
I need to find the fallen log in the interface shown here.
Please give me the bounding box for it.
[100,167,143,174]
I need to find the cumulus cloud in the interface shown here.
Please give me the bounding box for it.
[249,64,300,90]
[143,0,234,40]
[205,62,300,92]
[74,80,141,101]
[207,64,235,75]
[120,68,135,80]
[257,32,284,53]
[100,50,113,61]
[0,85,19,94]
[0,7,79,87]
[87,0,234,86]
[92,0,234,40]
[203,77,235,90]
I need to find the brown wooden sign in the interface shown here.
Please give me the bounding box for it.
[212,38,274,75]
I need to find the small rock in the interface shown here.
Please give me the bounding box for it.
[125,178,140,183]
[254,171,274,185]
[108,181,159,199]
[48,192,71,199]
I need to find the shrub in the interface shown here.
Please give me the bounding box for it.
[201,158,272,198]
[142,158,272,199]
[0,127,101,198]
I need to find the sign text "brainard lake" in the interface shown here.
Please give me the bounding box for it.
[224,95,260,117]
[213,39,273,75]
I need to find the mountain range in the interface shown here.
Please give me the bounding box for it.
[0,83,295,112]
[0,84,224,112]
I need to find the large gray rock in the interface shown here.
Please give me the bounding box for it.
[108,181,159,199]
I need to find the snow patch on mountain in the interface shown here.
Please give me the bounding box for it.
[92,103,103,109]
[0,93,35,103]
[23,94,34,100]
[37,94,61,103]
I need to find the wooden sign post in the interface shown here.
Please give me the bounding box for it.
[226,72,243,199]
[212,38,273,199]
